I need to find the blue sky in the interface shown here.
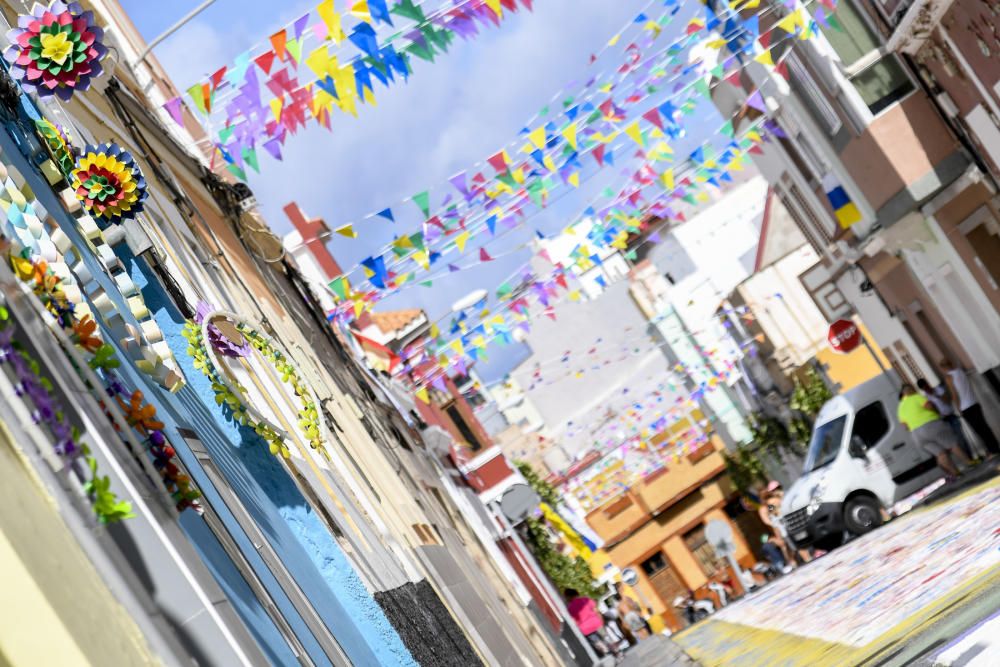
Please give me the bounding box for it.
[122,0,720,380]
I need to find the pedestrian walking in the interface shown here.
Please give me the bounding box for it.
[941,360,1000,456]
[916,378,974,460]
[760,535,790,574]
[565,588,623,661]
[614,583,650,645]
[897,384,971,479]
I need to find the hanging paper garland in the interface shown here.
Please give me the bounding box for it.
[71,143,148,224]
[3,1,108,101]
[184,311,325,458]
[35,118,77,178]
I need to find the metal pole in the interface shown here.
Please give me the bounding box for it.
[861,333,894,389]
[135,0,221,67]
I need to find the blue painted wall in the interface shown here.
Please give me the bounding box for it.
[2,100,415,666]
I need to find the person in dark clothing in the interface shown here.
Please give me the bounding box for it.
[916,378,973,460]
[941,360,1000,456]
[761,535,787,572]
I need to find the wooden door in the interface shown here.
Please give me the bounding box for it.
[640,550,687,630]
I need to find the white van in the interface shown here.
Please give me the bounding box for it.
[780,372,944,551]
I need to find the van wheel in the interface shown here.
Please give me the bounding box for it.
[844,495,883,536]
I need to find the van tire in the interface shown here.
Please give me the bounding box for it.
[843,495,883,536]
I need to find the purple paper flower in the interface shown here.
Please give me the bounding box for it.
[3,1,108,101]
[194,301,251,358]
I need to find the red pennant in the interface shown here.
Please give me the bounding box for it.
[642,108,664,131]
[749,144,765,155]
[209,66,228,91]
[487,151,508,173]
[479,248,494,262]
[759,31,772,50]
[774,60,790,81]
[254,51,277,74]
[592,144,606,167]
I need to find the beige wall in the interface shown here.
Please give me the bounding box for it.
[0,424,157,666]
[840,95,960,212]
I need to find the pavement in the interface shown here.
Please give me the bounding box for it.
[618,633,700,666]
[670,465,1000,667]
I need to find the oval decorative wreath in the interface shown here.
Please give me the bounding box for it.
[183,311,325,459]
[3,1,107,100]
[71,143,148,224]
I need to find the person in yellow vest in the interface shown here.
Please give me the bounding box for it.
[897,384,971,480]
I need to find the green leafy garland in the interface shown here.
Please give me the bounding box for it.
[183,316,324,459]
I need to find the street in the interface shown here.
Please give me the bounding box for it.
[671,470,1000,667]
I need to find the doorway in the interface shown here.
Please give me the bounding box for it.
[640,551,686,629]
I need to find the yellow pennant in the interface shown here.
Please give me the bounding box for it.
[754,49,774,67]
[454,231,471,252]
[624,121,644,147]
[562,123,578,151]
[568,172,580,188]
[350,0,371,22]
[527,126,547,151]
[485,0,502,17]
[415,387,430,403]
[335,223,356,238]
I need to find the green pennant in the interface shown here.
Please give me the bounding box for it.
[601,187,615,198]
[495,172,517,189]
[409,232,425,250]
[218,126,234,144]
[391,0,426,22]
[412,191,430,218]
[420,280,433,287]
[328,276,350,300]
[242,148,259,173]
[227,164,247,182]
[624,249,638,261]
[527,181,545,207]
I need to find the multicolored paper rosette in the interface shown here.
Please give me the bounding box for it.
[4,1,107,101]
[71,143,148,224]
[35,118,77,177]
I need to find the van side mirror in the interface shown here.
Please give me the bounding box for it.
[848,436,867,459]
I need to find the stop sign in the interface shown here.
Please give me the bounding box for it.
[828,319,861,353]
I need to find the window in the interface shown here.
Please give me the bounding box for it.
[819,0,915,114]
[787,53,843,134]
[446,403,484,451]
[803,415,847,472]
[684,525,723,576]
[641,551,669,576]
[851,401,890,448]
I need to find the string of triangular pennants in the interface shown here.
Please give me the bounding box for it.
[320,0,837,311]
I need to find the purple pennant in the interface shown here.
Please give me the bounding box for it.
[293,13,311,39]
[263,137,283,160]
[163,97,184,126]
[449,171,470,199]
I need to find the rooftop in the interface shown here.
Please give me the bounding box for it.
[369,308,426,336]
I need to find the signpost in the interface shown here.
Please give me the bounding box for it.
[827,319,862,354]
[827,317,894,386]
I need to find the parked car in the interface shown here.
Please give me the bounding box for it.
[780,372,944,551]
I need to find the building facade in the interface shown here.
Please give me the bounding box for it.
[704,0,1000,442]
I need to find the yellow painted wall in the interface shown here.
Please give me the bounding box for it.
[816,320,891,392]
[0,423,158,666]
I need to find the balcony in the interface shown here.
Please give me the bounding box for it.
[584,436,728,545]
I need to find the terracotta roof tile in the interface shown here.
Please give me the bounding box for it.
[369,308,424,335]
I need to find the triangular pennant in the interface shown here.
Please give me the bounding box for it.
[377,208,394,222]
[270,30,288,61]
[412,191,430,218]
[254,50,277,74]
[335,223,356,238]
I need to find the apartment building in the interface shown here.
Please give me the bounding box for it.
[704,0,1000,418]
[0,0,567,665]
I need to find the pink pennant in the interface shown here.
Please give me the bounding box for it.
[642,108,663,130]
[479,248,494,262]
[163,97,184,126]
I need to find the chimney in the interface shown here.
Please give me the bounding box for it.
[283,202,343,281]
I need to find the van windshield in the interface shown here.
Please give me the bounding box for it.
[803,415,847,473]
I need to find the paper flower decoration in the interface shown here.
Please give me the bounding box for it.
[4,1,107,100]
[195,301,251,358]
[35,118,77,176]
[71,143,147,223]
